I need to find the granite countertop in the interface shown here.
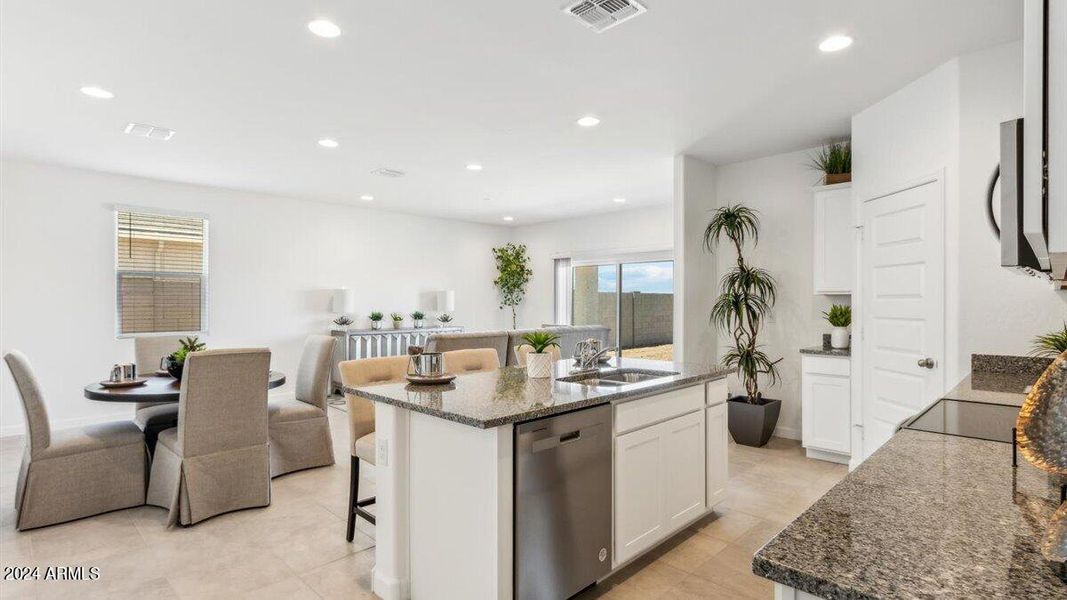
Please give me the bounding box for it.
[346,357,731,428]
[942,371,1038,406]
[753,429,1067,599]
[799,345,851,358]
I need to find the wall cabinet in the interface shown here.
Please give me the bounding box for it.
[801,355,851,463]
[813,183,854,294]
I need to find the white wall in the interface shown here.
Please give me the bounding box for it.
[511,205,673,328]
[673,155,718,367]
[712,149,849,440]
[0,159,511,436]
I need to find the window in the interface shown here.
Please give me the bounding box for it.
[559,251,674,361]
[115,209,208,336]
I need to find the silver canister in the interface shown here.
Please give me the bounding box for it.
[110,363,137,382]
[407,352,445,378]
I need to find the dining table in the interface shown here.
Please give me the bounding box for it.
[83,370,287,402]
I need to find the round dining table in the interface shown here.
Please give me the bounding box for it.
[83,370,287,402]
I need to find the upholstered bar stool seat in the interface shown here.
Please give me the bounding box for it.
[4,351,147,531]
[267,335,336,478]
[353,432,376,464]
[443,348,501,374]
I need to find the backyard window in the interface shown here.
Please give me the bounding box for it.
[115,209,208,335]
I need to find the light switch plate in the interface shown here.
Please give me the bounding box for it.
[377,438,389,467]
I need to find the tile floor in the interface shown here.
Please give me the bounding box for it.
[0,407,845,600]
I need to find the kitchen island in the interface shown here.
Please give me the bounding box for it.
[346,357,731,600]
[753,364,1067,599]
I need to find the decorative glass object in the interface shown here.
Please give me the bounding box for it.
[1015,351,1067,562]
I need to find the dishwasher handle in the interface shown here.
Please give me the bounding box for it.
[529,424,601,454]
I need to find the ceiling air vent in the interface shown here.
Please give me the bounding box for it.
[123,122,176,141]
[563,0,646,33]
[371,167,406,178]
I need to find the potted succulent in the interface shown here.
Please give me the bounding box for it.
[163,336,206,380]
[369,311,384,330]
[1031,323,1067,357]
[437,313,454,326]
[410,311,426,329]
[332,314,354,332]
[823,304,851,349]
[704,204,783,447]
[809,140,851,185]
[521,331,560,379]
[390,312,404,329]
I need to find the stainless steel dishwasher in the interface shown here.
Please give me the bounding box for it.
[515,404,612,600]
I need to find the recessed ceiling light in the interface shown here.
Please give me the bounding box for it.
[818,35,853,53]
[502,216,514,222]
[577,115,601,127]
[318,138,339,148]
[308,19,342,38]
[360,195,374,201]
[80,86,114,99]
[613,197,627,203]
[466,163,483,171]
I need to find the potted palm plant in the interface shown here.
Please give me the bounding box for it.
[704,204,783,447]
[410,311,426,329]
[809,140,851,185]
[823,304,851,349]
[390,312,404,329]
[521,331,560,379]
[369,311,384,330]
[1032,323,1067,357]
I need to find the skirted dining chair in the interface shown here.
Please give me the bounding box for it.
[337,355,409,542]
[514,344,562,367]
[146,348,271,526]
[442,348,501,374]
[267,335,335,477]
[133,335,183,449]
[3,351,147,530]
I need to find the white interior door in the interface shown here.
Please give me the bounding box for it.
[861,177,945,457]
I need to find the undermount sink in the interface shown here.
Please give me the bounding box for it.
[559,369,679,387]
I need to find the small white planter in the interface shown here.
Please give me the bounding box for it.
[392,320,403,330]
[526,352,553,379]
[370,321,382,330]
[830,326,850,349]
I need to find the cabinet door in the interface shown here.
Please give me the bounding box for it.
[614,424,666,565]
[813,185,854,294]
[662,410,706,531]
[706,402,728,508]
[802,373,851,454]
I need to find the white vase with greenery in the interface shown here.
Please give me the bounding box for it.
[824,304,851,349]
[521,331,559,379]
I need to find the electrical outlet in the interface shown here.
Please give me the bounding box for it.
[377,438,389,467]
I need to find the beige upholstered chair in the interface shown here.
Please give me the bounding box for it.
[268,335,335,477]
[337,355,408,541]
[514,344,562,367]
[4,351,147,530]
[146,348,271,526]
[133,335,183,448]
[443,348,501,374]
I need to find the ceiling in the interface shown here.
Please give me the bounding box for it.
[0,1,1021,224]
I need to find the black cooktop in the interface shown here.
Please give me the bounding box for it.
[902,398,1021,444]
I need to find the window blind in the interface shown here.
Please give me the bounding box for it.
[115,210,207,335]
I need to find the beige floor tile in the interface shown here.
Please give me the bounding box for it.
[236,577,320,600]
[25,511,143,565]
[651,529,729,574]
[300,548,376,600]
[666,572,757,600]
[0,578,36,600]
[35,546,176,600]
[689,508,762,543]
[689,543,772,600]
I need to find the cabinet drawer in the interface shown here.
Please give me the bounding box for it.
[706,378,728,406]
[802,355,850,377]
[614,385,703,435]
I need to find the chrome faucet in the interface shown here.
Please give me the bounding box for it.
[573,339,613,372]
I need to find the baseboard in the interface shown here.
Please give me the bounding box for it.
[773,425,801,440]
[0,410,131,439]
[372,566,409,600]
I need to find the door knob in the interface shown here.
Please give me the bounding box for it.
[917,358,935,369]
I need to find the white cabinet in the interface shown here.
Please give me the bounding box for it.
[801,355,851,463]
[662,411,707,531]
[813,183,854,294]
[706,401,728,507]
[614,422,668,564]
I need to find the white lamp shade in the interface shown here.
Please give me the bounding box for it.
[333,288,355,313]
[437,290,455,312]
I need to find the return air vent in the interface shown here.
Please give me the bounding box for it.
[123,122,176,141]
[371,167,407,178]
[563,0,646,33]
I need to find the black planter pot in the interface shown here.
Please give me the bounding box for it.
[163,357,184,380]
[727,396,782,447]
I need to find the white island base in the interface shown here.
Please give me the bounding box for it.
[365,374,730,600]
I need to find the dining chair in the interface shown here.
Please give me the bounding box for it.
[146,348,271,526]
[133,335,183,450]
[267,335,335,477]
[514,344,562,367]
[3,351,147,530]
[337,355,409,541]
[443,348,501,374]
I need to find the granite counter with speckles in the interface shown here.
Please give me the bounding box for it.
[753,429,1067,599]
[799,345,851,358]
[346,357,731,428]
